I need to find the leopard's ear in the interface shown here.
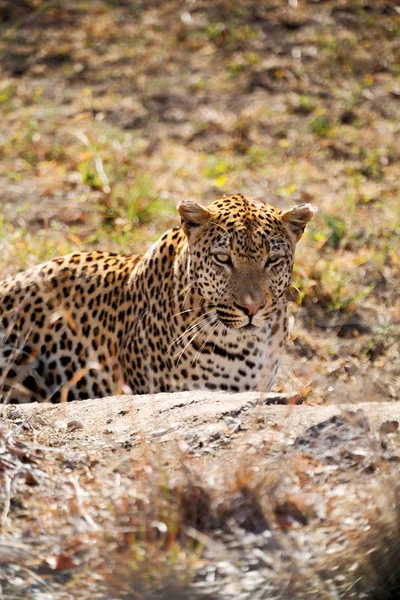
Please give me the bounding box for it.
[281,203,314,243]
[178,201,211,235]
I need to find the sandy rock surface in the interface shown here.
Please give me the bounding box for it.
[4,391,400,452]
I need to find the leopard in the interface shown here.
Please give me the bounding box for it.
[0,194,313,403]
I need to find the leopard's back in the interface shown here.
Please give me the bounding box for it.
[0,251,140,402]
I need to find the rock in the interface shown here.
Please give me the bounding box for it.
[380,420,399,435]
[67,420,84,432]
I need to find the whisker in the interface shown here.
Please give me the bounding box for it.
[169,307,203,320]
[173,316,214,364]
[169,303,214,320]
[195,320,222,379]
[191,318,220,367]
[213,223,231,243]
[211,321,222,356]
[173,316,214,350]
[179,283,193,311]
[171,309,216,342]
[169,283,192,305]
[174,331,200,364]
[168,310,216,351]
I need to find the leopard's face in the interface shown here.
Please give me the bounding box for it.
[179,194,314,332]
[189,225,294,331]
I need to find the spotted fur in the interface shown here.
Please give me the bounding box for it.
[0,194,313,403]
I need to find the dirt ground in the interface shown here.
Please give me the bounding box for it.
[5,391,400,454]
[0,0,400,598]
[2,393,400,599]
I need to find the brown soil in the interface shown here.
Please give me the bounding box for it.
[2,394,400,599]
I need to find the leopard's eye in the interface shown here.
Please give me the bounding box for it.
[213,253,232,266]
[264,256,285,269]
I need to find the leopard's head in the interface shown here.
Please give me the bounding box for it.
[178,194,313,331]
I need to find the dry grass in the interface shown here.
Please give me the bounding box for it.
[0,0,398,403]
[2,406,400,599]
[0,0,400,597]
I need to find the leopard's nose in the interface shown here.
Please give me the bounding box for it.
[236,301,266,316]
